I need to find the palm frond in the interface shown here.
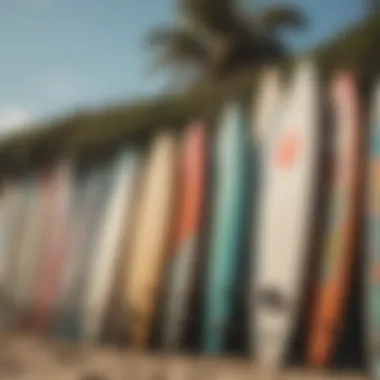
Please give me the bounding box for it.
[146,27,209,59]
[145,0,307,83]
[179,0,239,36]
[145,27,210,76]
[252,5,308,33]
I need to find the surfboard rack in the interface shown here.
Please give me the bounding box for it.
[0,335,367,380]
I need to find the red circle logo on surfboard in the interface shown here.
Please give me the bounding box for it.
[275,130,302,169]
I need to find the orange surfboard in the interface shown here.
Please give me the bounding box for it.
[308,73,363,367]
[161,121,207,349]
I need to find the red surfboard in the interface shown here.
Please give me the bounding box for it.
[308,73,363,367]
[161,121,207,349]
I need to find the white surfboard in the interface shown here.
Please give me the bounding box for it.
[253,61,319,369]
[12,170,53,324]
[83,148,139,341]
[252,68,283,148]
[249,68,284,354]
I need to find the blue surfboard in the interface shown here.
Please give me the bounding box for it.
[202,101,253,354]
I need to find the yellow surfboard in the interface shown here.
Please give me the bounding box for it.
[125,130,177,348]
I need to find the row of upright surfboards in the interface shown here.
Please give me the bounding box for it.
[0,60,379,375]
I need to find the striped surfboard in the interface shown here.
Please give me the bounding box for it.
[308,73,363,367]
[161,121,207,350]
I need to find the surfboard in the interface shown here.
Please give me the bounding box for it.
[366,80,380,380]
[125,130,177,348]
[308,73,363,367]
[9,175,40,323]
[254,61,319,369]
[161,121,207,350]
[33,160,74,334]
[0,179,26,329]
[82,148,138,341]
[0,183,11,329]
[202,101,251,354]
[5,177,32,283]
[55,162,113,339]
[249,68,284,354]
[53,171,87,337]
[252,68,283,148]
[12,169,55,330]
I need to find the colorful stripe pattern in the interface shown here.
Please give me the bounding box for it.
[308,73,362,367]
[161,122,207,349]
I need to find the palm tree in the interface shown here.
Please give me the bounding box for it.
[368,0,380,12]
[146,0,307,81]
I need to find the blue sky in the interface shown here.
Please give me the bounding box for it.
[0,0,368,135]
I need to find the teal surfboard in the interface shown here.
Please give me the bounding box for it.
[202,101,252,354]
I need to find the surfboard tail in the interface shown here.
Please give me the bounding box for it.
[161,238,197,349]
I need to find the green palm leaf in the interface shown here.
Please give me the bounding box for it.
[147,27,208,59]
[145,0,308,83]
[253,5,308,33]
[179,0,239,36]
[145,27,210,75]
